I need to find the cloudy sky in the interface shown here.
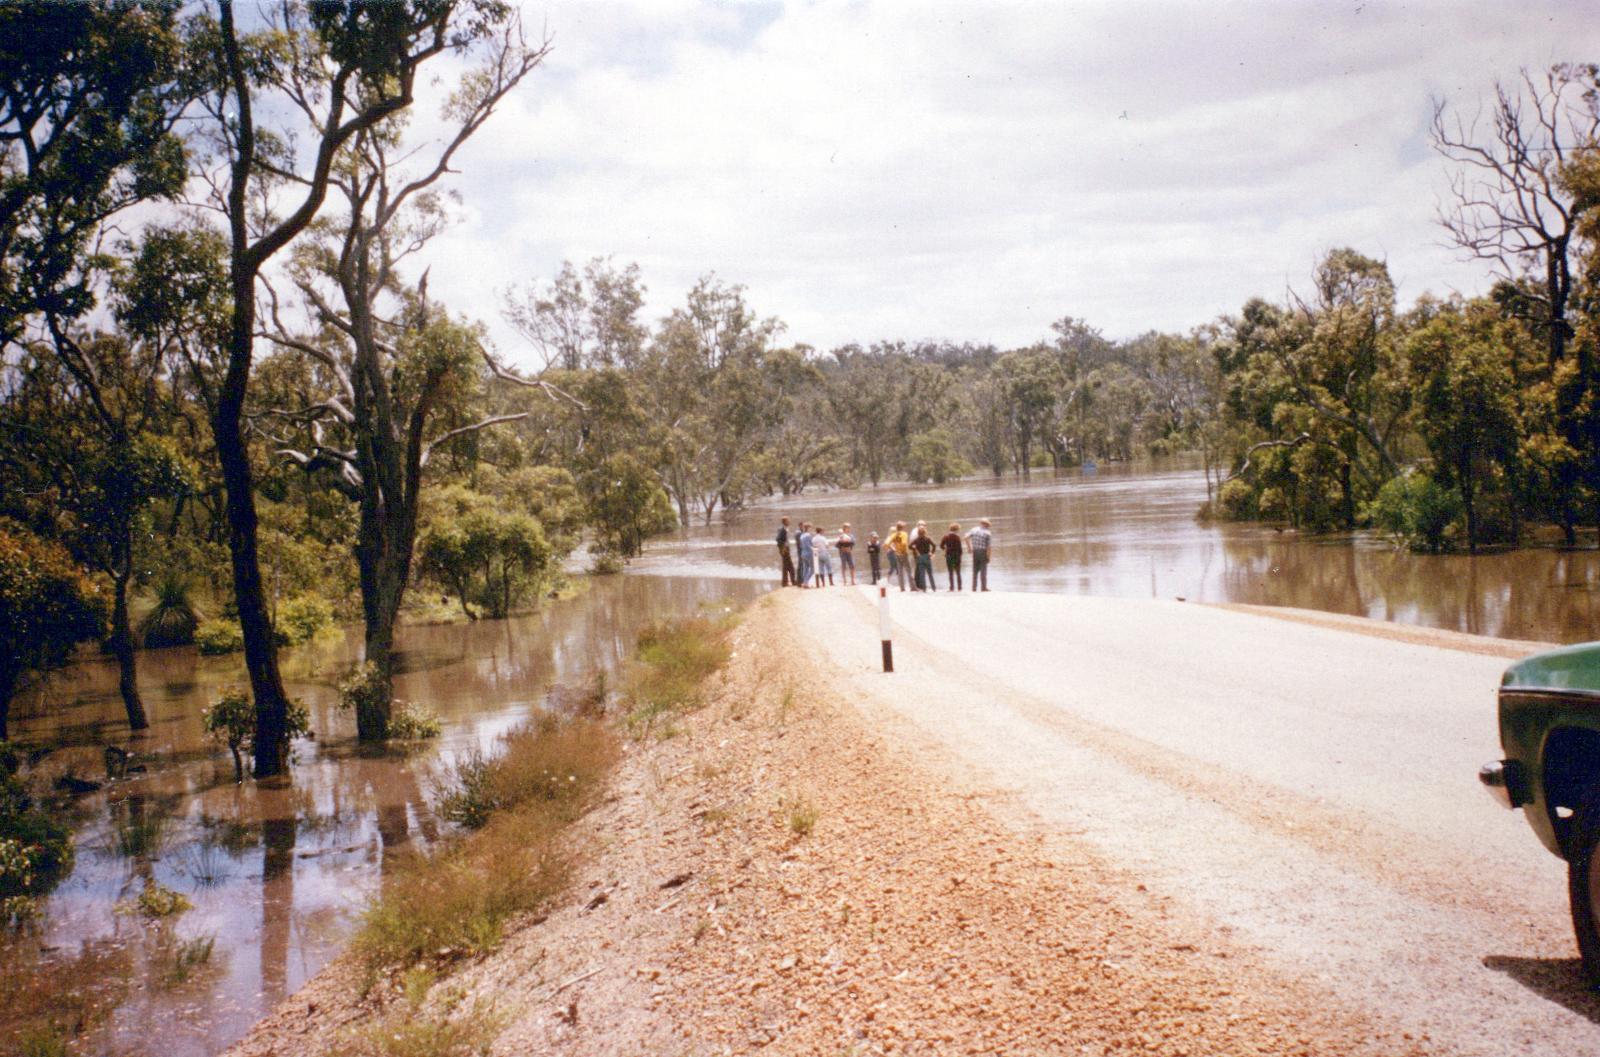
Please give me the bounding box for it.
[406,0,1600,367]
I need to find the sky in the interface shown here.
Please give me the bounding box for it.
[395,0,1600,368]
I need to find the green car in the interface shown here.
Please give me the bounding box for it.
[1482,641,1600,983]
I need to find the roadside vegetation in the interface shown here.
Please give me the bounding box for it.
[341,610,736,1050]
[623,615,738,734]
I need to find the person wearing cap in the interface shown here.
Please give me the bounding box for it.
[966,518,993,591]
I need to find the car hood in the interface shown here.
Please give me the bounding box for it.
[1502,641,1600,694]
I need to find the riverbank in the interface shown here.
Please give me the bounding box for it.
[226,587,1542,1056]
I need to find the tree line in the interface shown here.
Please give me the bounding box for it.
[0,3,1595,781]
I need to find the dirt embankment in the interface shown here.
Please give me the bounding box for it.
[231,591,1433,1057]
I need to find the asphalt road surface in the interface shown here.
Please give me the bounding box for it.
[788,587,1598,1056]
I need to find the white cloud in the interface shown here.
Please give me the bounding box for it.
[400,0,1600,367]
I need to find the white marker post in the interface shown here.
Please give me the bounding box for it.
[878,584,894,673]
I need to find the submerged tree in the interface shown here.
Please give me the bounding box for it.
[0,343,191,732]
[259,17,548,740]
[183,0,524,775]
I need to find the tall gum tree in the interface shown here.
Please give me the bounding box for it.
[0,0,191,732]
[185,0,517,777]
[260,20,554,740]
[1433,64,1600,369]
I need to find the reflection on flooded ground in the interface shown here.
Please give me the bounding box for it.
[631,462,1600,643]
[3,574,764,1057]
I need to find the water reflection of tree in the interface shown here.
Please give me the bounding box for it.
[1217,531,1600,642]
[259,811,295,1004]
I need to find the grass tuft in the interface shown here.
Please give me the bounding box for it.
[782,792,818,837]
[623,615,736,732]
[437,716,616,830]
[348,985,503,1057]
[162,934,216,986]
[356,714,618,978]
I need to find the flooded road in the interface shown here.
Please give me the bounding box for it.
[633,462,1600,643]
[5,461,1597,1056]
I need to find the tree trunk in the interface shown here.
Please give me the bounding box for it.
[1460,451,1478,554]
[355,530,403,741]
[110,569,149,732]
[359,621,395,742]
[216,411,292,777]
[0,669,14,742]
[214,261,292,777]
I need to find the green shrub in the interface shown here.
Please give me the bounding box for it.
[1217,477,1257,520]
[0,519,106,732]
[202,689,312,781]
[1366,470,1463,553]
[138,571,201,648]
[116,881,190,918]
[274,594,334,646]
[389,701,443,740]
[1,746,73,910]
[624,615,736,731]
[355,716,619,971]
[194,619,243,655]
[356,808,568,973]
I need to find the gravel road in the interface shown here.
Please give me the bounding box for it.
[787,586,1599,1056]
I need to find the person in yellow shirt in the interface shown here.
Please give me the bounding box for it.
[886,521,911,592]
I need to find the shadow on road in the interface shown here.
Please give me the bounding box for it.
[1483,955,1600,1023]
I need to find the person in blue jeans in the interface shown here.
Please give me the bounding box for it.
[796,521,814,586]
[910,524,937,591]
[966,519,992,591]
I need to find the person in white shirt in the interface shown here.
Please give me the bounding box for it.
[965,518,993,591]
[812,529,834,587]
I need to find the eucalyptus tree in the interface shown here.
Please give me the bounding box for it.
[259,19,550,740]
[1404,298,1523,551]
[0,339,190,734]
[0,0,191,732]
[504,258,649,371]
[0,0,189,345]
[994,347,1061,475]
[183,0,522,775]
[1432,64,1599,369]
[646,275,785,525]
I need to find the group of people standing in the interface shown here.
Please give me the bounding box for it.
[775,516,992,592]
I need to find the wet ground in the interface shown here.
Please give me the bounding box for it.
[4,575,763,1057]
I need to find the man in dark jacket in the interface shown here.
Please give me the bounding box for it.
[776,516,796,586]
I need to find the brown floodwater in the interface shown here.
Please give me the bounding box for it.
[5,461,1597,1057]
[631,460,1600,644]
[3,574,764,1057]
